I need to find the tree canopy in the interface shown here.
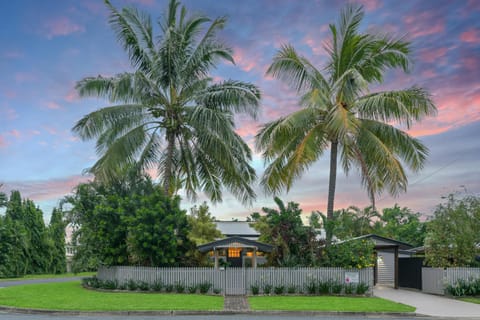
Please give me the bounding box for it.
[256,4,436,243]
[74,0,261,204]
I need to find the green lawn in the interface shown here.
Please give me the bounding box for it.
[248,296,415,312]
[460,297,480,304]
[0,281,223,311]
[0,272,95,282]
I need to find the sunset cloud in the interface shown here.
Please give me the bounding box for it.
[43,17,85,39]
[46,101,62,110]
[0,135,7,148]
[460,29,480,43]
[2,175,92,202]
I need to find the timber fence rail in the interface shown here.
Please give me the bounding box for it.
[422,267,480,295]
[97,266,374,295]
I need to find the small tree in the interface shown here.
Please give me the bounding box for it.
[425,194,480,267]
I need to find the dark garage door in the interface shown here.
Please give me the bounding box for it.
[398,257,424,290]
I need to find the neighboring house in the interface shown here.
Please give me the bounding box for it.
[342,234,413,289]
[197,221,273,268]
[65,224,76,272]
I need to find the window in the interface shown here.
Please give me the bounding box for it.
[228,248,241,258]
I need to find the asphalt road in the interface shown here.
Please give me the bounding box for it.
[0,314,429,320]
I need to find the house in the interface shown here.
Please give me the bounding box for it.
[342,234,413,289]
[197,221,273,268]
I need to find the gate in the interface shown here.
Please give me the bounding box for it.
[398,257,424,290]
[223,268,246,295]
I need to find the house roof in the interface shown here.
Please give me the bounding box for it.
[215,221,259,238]
[197,236,273,253]
[339,234,414,250]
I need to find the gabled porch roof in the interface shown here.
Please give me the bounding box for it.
[197,236,273,253]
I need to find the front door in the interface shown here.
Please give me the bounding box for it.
[227,247,243,267]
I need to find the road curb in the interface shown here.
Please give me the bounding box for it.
[0,306,420,317]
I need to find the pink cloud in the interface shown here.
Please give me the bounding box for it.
[15,72,37,83]
[3,175,93,202]
[232,48,257,73]
[460,29,480,43]
[46,101,62,110]
[403,14,444,39]
[353,0,383,11]
[43,17,85,39]
[126,0,155,5]
[419,47,448,63]
[64,88,79,102]
[0,136,7,148]
[43,126,58,135]
[4,90,17,98]
[9,129,21,138]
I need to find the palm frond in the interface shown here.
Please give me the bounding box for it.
[266,44,329,93]
[357,86,437,128]
[73,104,147,140]
[196,80,261,119]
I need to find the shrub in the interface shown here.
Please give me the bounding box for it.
[323,239,375,269]
[101,280,118,290]
[305,279,317,294]
[82,277,100,288]
[175,282,185,293]
[330,280,343,294]
[199,281,212,294]
[446,278,480,297]
[137,281,150,291]
[274,285,285,295]
[118,282,128,290]
[151,280,163,292]
[263,283,272,295]
[287,284,296,294]
[250,283,260,295]
[356,282,369,295]
[317,280,330,294]
[127,279,138,291]
[344,283,355,295]
[213,288,221,294]
[188,284,198,294]
[165,284,174,293]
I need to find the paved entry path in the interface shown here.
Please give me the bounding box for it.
[224,295,250,311]
[374,286,480,318]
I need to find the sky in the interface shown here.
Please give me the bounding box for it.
[1,0,479,222]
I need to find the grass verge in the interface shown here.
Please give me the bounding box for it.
[460,297,480,304]
[0,272,95,282]
[248,296,415,312]
[0,281,223,311]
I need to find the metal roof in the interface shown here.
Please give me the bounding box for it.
[215,221,259,237]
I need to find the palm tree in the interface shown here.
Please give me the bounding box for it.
[255,5,436,243]
[74,0,261,204]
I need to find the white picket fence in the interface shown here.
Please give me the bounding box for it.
[97,266,373,295]
[422,267,480,295]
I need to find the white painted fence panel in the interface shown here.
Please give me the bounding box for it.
[422,268,445,295]
[422,267,480,295]
[97,266,373,295]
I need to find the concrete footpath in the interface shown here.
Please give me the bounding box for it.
[374,286,480,318]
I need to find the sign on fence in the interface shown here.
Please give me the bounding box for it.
[345,272,359,284]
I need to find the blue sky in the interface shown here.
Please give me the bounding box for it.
[1,0,479,221]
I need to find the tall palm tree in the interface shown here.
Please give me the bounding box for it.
[74,0,261,204]
[255,5,436,242]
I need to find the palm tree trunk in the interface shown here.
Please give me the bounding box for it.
[326,140,338,245]
[163,131,175,195]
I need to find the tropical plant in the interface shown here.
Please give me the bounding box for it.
[74,0,261,204]
[255,4,436,243]
[425,193,480,267]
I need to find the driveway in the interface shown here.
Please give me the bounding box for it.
[0,277,84,288]
[374,286,480,318]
